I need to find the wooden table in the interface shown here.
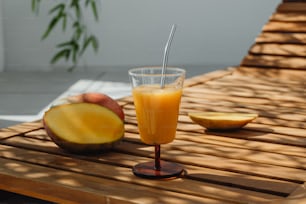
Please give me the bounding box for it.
[0,1,306,203]
[0,67,305,204]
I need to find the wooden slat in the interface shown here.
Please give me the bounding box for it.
[171,140,306,170]
[249,43,306,57]
[234,67,306,81]
[181,99,306,118]
[263,21,306,33]
[283,0,306,2]
[183,86,306,104]
[204,80,306,95]
[278,2,306,12]
[182,91,306,109]
[201,129,306,148]
[0,173,124,204]
[182,68,234,87]
[186,83,306,103]
[271,12,306,22]
[223,70,306,84]
[256,32,306,44]
[241,55,306,69]
[0,121,43,140]
[281,183,306,204]
[174,131,306,158]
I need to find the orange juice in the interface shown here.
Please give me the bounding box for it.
[133,85,182,145]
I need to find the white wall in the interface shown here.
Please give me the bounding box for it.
[2,0,281,72]
[0,1,4,72]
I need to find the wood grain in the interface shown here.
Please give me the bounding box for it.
[256,33,306,44]
[241,55,306,69]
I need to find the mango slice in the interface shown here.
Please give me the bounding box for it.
[188,112,258,130]
[43,103,124,154]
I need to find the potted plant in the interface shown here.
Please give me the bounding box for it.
[32,0,99,71]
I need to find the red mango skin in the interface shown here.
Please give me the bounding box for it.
[67,93,125,121]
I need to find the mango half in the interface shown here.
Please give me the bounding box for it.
[43,103,124,154]
[188,112,258,130]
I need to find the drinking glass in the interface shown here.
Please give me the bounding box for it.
[128,67,185,179]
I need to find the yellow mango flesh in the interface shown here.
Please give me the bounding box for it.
[188,112,257,130]
[44,103,124,144]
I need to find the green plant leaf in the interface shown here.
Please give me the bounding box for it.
[70,40,79,64]
[31,0,36,12]
[57,41,73,48]
[85,0,98,21]
[81,36,91,55]
[32,0,41,14]
[51,49,70,64]
[81,35,98,55]
[62,13,67,31]
[32,0,100,70]
[70,0,81,19]
[70,0,78,7]
[91,1,99,21]
[42,14,63,39]
[49,3,65,15]
[90,36,99,52]
[73,24,84,40]
[72,21,79,28]
[75,5,81,20]
[85,0,91,7]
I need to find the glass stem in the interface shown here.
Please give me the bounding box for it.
[155,144,161,171]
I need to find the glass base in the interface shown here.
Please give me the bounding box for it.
[132,160,183,179]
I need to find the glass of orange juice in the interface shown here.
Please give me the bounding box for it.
[129,67,185,179]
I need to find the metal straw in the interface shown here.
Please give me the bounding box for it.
[160,24,177,88]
